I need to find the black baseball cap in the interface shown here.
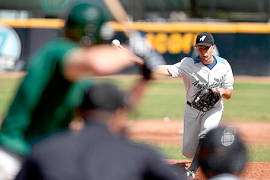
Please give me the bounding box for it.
[195,32,214,47]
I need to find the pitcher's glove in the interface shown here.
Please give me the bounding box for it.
[191,88,222,112]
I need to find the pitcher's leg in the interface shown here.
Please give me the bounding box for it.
[199,107,223,137]
[187,107,223,179]
[182,106,201,158]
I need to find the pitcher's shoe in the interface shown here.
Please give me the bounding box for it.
[186,170,195,179]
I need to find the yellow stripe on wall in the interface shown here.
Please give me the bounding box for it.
[0,18,65,29]
[0,18,270,33]
[110,22,270,34]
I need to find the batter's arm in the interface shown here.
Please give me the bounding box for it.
[63,45,140,81]
[154,65,172,77]
[110,75,150,133]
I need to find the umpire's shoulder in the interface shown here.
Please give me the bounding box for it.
[30,130,72,156]
[122,137,165,158]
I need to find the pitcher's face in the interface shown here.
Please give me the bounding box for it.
[196,45,216,64]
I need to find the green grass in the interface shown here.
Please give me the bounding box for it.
[223,83,270,122]
[247,144,270,162]
[0,77,22,116]
[129,79,186,120]
[128,77,270,122]
[98,77,270,122]
[1,75,270,122]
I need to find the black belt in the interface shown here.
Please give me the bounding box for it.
[186,101,192,106]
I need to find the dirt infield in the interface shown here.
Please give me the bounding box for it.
[127,120,270,180]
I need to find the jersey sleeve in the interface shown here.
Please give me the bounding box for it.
[222,61,234,89]
[167,58,188,78]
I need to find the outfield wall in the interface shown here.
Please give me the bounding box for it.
[0,19,270,76]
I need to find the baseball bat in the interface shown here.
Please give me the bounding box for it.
[103,0,133,37]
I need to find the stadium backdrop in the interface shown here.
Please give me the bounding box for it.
[0,19,269,76]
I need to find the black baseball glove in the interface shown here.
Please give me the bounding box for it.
[191,88,222,112]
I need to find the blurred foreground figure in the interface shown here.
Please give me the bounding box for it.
[0,3,140,179]
[15,81,184,180]
[198,126,247,180]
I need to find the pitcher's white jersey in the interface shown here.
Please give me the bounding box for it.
[165,55,234,158]
[167,55,234,108]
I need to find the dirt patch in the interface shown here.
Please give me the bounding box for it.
[127,120,270,145]
[0,72,25,78]
[126,120,270,180]
[167,160,270,180]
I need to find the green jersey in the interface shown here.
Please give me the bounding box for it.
[0,38,91,155]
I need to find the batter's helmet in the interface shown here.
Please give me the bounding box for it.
[198,126,247,177]
[64,3,107,46]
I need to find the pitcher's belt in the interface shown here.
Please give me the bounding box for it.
[186,101,192,106]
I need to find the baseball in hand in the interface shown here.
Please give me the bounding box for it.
[112,39,121,47]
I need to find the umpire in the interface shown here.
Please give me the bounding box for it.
[15,81,184,180]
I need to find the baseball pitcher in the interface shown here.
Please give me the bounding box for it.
[155,32,234,179]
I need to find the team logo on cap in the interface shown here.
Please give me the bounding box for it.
[221,128,236,147]
[200,35,206,42]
